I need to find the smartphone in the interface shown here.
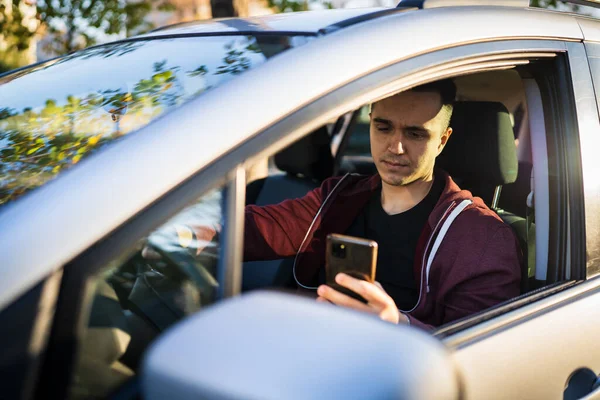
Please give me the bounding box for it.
[325,233,378,303]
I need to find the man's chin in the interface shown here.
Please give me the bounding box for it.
[380,173,413,187]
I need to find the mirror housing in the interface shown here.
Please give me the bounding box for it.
[142,291,460,400]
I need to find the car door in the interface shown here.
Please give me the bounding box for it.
[136,33,599,399]
[340,40,597,400]
[441,29,600,400]
[318,29,600,400]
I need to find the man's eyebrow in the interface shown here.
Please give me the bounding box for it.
[372,117,392,124]
[404,125,429,133]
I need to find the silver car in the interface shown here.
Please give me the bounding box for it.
[1,0,600,399]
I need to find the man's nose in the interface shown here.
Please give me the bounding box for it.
[388,134,405,154]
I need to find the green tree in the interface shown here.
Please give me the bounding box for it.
[266,0,332,13]
[0,1,40,71]
[0,1,39,53]
[36,0,176,56]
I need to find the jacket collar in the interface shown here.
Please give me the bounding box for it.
[337,169,481,228]
[337,173,381,197]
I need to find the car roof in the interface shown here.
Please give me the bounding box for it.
[137,8,394,37]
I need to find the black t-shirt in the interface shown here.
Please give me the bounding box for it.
[344,176,444,310]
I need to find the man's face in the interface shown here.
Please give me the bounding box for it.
[370,90,452,187]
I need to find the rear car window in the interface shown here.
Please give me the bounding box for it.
[0,34,311,206]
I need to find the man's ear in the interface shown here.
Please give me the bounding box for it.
[437,127,452,155]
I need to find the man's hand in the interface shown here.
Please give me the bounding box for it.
[317,273,408,325]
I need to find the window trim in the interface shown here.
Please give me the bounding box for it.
[579,41,600,278]
[218,167,247,299]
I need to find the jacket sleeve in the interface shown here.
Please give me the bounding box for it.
[407,224,521,331]
[243,183,325,261]
[403,314,434,330]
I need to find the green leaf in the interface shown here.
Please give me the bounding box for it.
[26,146,41,155]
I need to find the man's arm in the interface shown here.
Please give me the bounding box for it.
[175,180,327,260]
[243,184,324,261]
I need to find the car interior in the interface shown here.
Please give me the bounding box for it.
[69,68,552,398]
[242,69,537,295]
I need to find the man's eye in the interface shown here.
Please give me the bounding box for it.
[376,125,391,132]
[407,131,426,139]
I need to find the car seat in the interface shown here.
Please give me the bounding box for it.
[437,101,534,293]
[242,126,334,291]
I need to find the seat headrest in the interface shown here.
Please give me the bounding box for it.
[275,126,333,181]
[437,101,518,187]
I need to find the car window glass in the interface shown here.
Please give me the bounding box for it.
[344,106,371,157]
[0,35,310,206]
[69,185,225,400]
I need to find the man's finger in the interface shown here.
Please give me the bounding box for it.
[317,285,374,313]
[335,273,390,307]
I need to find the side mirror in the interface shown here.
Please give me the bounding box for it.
[142,292,461,400]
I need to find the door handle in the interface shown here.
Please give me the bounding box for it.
[564,368,600,400]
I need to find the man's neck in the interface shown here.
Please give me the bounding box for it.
[380,174,434,215]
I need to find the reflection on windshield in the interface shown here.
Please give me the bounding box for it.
[0,35,307,206]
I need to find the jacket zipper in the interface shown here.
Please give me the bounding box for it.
[400,201,457,313]
[292,173,351,290]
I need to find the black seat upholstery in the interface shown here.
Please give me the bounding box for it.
[499,160,533,218]
[437,101,519,205]
[438,101,532,293]
[243,126,334,291]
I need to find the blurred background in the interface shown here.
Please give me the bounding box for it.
[0,0,592,74]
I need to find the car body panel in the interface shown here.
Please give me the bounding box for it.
[452,278,600,399]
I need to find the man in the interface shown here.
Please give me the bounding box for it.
[243,79,521,330]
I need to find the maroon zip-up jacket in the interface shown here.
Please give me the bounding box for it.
[243,171,521,330]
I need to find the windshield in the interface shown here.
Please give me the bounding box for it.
[0,34,310,206]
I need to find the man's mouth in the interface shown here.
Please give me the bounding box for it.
[382,160,409,168]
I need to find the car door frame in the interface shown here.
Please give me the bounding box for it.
[27,37,590,400]
[442,41,600,399]
[580,39,600,279]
